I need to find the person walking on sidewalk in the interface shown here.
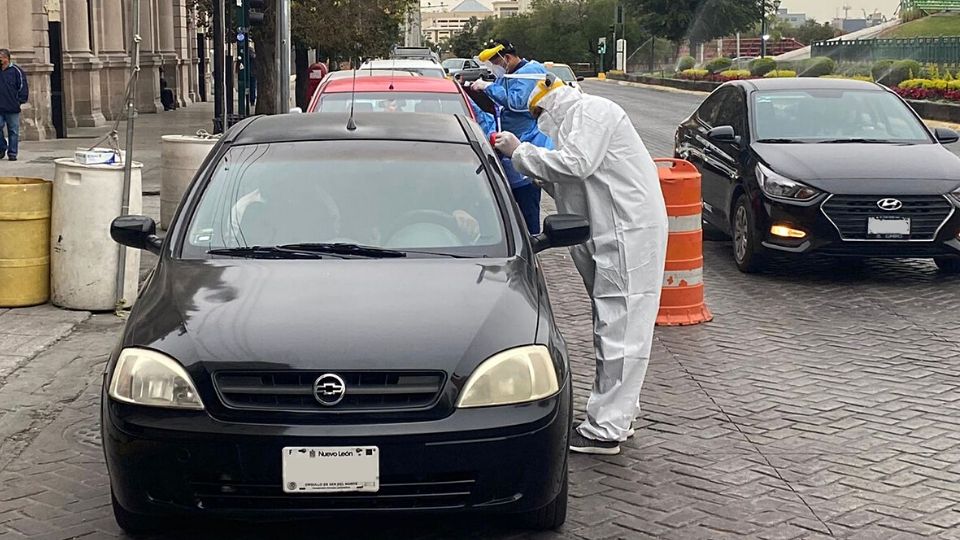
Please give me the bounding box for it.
[0,49,29,162]
[494,75,668,456]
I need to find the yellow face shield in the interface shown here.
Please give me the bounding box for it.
[477,44,505,63]
[528,77,565,113]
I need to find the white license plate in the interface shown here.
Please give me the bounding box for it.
[282,446,379,493]
[867,217,910,238]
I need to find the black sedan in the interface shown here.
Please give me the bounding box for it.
[675,78,960,273]
[103,112,589,533]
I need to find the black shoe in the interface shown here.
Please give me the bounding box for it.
[569,429,620,456]
[7,155,16,162]
[0,151,5,160]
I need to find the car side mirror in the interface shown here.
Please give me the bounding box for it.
[576,76,585,82]
[935,127,959,144]
[708,125,741,145]
[111,215,162,255]
[532,214,590,253]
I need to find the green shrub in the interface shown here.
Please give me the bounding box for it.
[898,78,928,89]
[800,56,836,77]
[704,57,733,74]
[677,56,696,72]
[871,59,896,83]
[883,59,922,86]
[679,68,710,80]
[949,80,960,91]
[719,69,751,79]
[764,70,797,78]
[837,63,872,77]
[749,57,777,76]
[821,74,873,82]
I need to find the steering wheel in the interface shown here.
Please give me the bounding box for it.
[386,209,471,246]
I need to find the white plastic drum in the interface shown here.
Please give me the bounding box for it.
[50,159,143,311]
[160,135,216,229]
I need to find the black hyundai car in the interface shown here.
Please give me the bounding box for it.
[675,78,960,273]
[102,112,589,533]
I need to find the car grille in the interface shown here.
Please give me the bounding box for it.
[214,371,446,412]
[821,195,954,241]
[189,475,475,511]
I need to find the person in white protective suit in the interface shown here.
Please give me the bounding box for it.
[494,75,668,455]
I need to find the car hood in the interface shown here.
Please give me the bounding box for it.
[752,142,960,194]
[124,258,540,376]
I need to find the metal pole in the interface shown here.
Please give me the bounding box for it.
[276,0,291,113]
[761,0,767,58]
[116,0,142,309]
[213,0,226,131]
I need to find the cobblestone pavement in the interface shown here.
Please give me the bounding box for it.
[2,82,960,539]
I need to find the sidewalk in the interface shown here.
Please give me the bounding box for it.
[0,103,215,381]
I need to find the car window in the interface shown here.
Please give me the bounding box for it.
[317,92,468,115]
[546,65,576,82]
[714,88,745,135]
[697,88,729,126]
[183,141,507,259]
[752,89,932,143]
[467,60,479,69]
[442,59,464,70]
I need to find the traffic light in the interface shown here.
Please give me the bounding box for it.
[248,0,266,26]
[598,37,607,54]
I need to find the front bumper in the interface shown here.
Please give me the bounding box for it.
[102,379,571,519]
[758,195,960,258]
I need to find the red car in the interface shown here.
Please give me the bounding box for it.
[306,74,478,120]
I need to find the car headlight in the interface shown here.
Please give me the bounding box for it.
[457,345,559,408]
[756,163,821,202]
[949,187,960,207]
[108,348,204,409]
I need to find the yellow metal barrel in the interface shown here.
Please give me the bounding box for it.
[0,177,52,307]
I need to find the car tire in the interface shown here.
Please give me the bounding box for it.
[702,219,730,241]
[111,491,165,536]
[732,193,766,273]
[519,468,568,531]
[934,257,960,273]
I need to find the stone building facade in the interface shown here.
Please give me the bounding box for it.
[0,0,203,140]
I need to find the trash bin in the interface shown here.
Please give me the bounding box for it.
[160,134,217,229]
[50,159,143,311]
[0,177,52,307]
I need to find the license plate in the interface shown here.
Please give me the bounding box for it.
[867,217,910,239]
[282,446,379,493]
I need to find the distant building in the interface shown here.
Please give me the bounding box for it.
[776,8,808,27]
[492,0,521,18]
[831,10,886,34]
[422,0,494,43]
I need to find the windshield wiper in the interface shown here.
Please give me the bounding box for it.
[755,138,808,144]
[207,246,327,259]
[816,138,896,144]
[277,242,407,258]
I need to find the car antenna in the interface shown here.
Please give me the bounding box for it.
[347,56,358,131]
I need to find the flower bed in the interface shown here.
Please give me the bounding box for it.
[894,78,960,103]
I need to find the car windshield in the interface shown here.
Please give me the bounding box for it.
[183,141,507,259]
[317,92,468,114]
[442,59,463,69]
[547,65,576,82]
[752,89,932,144]
[366,67,446,78]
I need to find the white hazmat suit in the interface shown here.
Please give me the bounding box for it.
[501,83,668,443]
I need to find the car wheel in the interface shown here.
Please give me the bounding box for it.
[519,469,568,531]
[732,194,766,273]
[934,257,960,273]
[111,491,165,536]
[702,219,729,241]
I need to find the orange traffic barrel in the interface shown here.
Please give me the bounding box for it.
[654,159,713,326]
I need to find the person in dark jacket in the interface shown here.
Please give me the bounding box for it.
[0,49,29,161]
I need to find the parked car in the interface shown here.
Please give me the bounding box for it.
[103,112,588,534]
[392,46,441,63]
[675,78,960,273]
[359,59,447,78]
[306,75,479,120]
[544,62,585,93]
[442,57,490,80]
[731,56,757,70]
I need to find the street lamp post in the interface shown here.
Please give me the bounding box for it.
[760,0,768,58]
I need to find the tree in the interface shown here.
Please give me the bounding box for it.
[629,0,769,48]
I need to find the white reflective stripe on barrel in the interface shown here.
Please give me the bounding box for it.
[668,214,702,233]
[663,268,704,288]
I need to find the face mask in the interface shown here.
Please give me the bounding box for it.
[491,64,507,78]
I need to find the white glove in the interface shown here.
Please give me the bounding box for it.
[471,79,492,92]
[494,131,521,157]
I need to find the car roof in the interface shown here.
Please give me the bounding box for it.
[322,75,462,94]
[362,59,444,69]
[544,62,570,68]
[738,78,884,92]
[230,112,472,145]
[324,70,419,81]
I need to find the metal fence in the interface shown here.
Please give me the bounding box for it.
[900,0,960,12]
[812,37,960,65]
